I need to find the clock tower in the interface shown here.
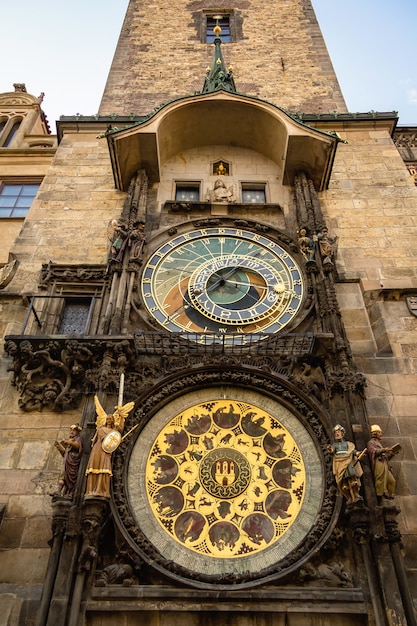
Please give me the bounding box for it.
[2,2,417,626]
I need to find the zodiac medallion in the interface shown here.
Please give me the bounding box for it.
[144,400,306,558]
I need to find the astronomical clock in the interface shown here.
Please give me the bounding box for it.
[110,219,337,589]
[140,225,305,341]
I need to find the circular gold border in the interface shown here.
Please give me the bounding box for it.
[127,387,324,579]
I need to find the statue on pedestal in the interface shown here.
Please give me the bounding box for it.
[327,424,364,504]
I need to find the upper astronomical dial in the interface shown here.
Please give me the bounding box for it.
[141,227,304,336]
[188,255,288,325]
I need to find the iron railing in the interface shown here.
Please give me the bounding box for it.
[134,331,314,356]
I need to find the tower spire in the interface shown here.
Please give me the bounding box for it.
[202,16,236,94]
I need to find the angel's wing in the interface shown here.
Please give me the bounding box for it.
[94,395,108,429]
[113,401,135,427]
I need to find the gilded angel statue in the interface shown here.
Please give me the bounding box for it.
[85,395,134,499]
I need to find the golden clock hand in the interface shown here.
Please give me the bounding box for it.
[206,262,255,293]
[217,276,289,296]
[228,280,276,291]
[206,249,264,290]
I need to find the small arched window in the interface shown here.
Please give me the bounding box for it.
[3,119,21,147]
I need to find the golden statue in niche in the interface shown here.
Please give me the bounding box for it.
[213,160,229,176]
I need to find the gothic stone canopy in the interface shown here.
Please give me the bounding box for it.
[106,91,338,192]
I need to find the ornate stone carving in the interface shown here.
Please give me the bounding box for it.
[79,499,109,572]
[4,337,136,412]
[291,357,326,403]
[39,263,107,287]
[50,498,73,544]
[106,170,148,273]
[5,329,365,422]
[108,219,146,268]
[394,130,417,148]
[0,93,39,106]
[345,501,371,544]
[0,257,18,289]
[296,560,353,587]
[381,504,402,546]
[207,179,236,203]
[95,562,135,587]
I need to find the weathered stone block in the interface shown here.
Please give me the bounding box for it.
[0,442,19,470]
[400,496,417,532]
[0,518,25,549]
[21,517,51,549]
[6,495,51,518]
[0,549,48,584]
[17,442,50,471]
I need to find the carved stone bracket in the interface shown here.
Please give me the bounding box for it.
[79,498,109,573]
[4,336,137,411]
[296,559,354,588]
[327,369,367,397]
[50,497,73,546]
[381,503,403,546]
[39,263,107,288]
[345,501,371,544]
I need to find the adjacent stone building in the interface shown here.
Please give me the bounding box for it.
[0,1,416,625]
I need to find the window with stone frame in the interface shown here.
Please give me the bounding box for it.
[1,118,21,147]
[241,182,267,204]
[58,296,95,334]
[0,182,40,218]
[21,264,108,336]
[175,182,201,202]
[195,9,242,44]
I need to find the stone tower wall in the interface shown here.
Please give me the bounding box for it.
[99,0,347,116]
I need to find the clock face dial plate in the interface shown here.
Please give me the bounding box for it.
[143,399,306,559]
[141,227,304,336]
[127,388,324,579]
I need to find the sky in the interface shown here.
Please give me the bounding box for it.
[1,0,416,131]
